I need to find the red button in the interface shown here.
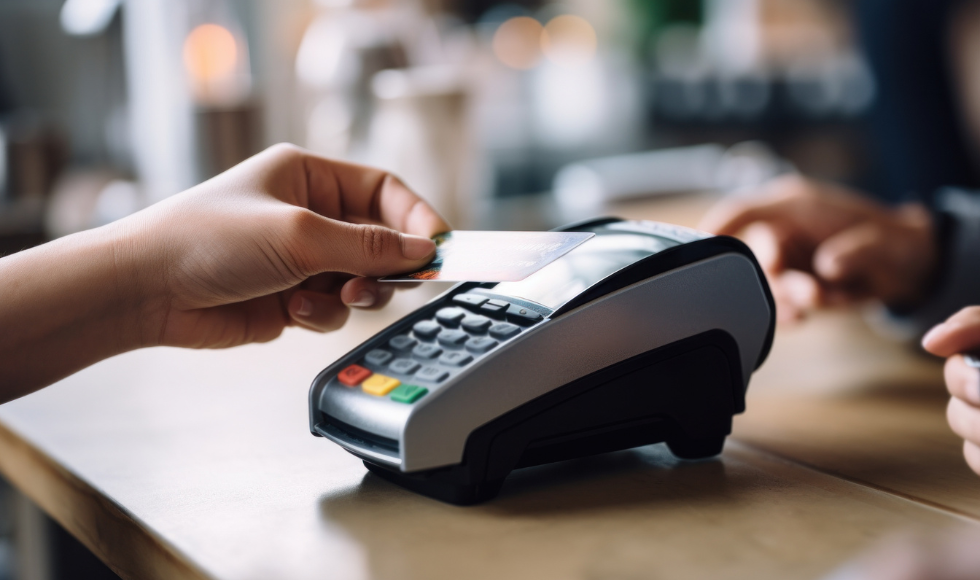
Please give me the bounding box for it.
[338,364,371,386]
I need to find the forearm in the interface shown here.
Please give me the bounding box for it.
[0,221,156,402]
[0,145,448,399]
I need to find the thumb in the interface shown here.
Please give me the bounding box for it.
[297,214,436,278]
[923,307,980,357]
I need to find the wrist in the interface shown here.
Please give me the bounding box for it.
[0,221,165,396]
[103,217,172,349]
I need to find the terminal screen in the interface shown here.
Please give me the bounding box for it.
[493,229,681,310]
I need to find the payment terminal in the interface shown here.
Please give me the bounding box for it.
[308,218,775,504]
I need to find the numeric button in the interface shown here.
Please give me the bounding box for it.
[437,329,468,347]
[412,320,441,340]
[417,366,449,383]
[489,322,520,340]
[440,351,473,367]
[388,358,421,375]
[413,343,442,360]
[389,335,417,352]
[466,336,498,354]
[461,315,492,333]
[365,349,393,366]
[435,307,467,327]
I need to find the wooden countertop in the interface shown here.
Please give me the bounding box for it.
[0,193,976,580]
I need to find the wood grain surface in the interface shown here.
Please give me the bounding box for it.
[737,311,978,517]
[0,194,976,580]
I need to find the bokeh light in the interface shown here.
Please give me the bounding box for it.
[492,16,544,70]
[183,24,238,85]
[541,15,597,68]
[59,0,121,37]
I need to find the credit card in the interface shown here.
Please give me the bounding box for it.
[380,230,595,282]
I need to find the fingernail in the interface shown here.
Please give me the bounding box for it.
[349,291,375,308]
[296,296,313,317]
[401,234,435,260]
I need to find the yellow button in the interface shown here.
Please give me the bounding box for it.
[362,374,401,396]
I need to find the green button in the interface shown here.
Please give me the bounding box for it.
[390,384,428,404]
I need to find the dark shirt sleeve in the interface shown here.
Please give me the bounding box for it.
[889,189,980,332]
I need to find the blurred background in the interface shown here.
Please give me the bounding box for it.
[0,0,882,255]
[0,0,961,578]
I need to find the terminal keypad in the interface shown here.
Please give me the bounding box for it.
[413,343,442,360]
[452,294,487,308]
[466,336,498,353]
[365,349,393,366]
[489,322,521,340]
[417,366,449,383]
[338,364,372,386]
[440,351,473,366]
[437,329,469,347]
[336,293,543,404]
[480,299,509,318]
[390,384,428,404]
[435,307,466,327]
[461,315,492,333]
[388,358,420,375]
[506,304,543,325]
[362,374,400,396]
[412,320,441,340]
[389,335,417,351]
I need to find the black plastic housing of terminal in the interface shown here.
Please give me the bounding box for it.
[362,329,742,505]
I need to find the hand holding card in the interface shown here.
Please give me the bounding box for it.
[380,231,594,282]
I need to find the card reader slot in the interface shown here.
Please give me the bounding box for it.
[315,415,400,465]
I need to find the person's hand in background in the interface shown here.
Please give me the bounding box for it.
[0,143,449,401]
[922,307,980,477]
[699,175,939,321]
[821,527,980,580]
